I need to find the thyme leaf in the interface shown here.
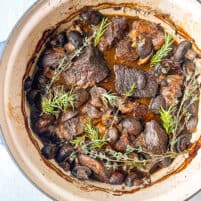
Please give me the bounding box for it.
[151,33,174,66]
[94,18,110,47]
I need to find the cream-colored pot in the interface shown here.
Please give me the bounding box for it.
[0,0,201,201]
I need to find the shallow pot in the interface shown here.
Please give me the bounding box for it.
[0,0,201,201]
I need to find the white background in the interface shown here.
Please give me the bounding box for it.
[0,0,200,200]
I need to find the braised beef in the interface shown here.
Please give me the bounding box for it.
[186,116,198,133]
[115,132,132,152]
[114,65,158,98]
[160,75,183,106]
[115,37,139,62]
[39,48,65,69]
[133,103,148,119]
[83,103,102,119]
[131,19,165,50]
[24,77,32,91]
[74,88,90,108]
[64,46,109,88]
[49,32,68,48]
[89,86,107,108]
[100,17,129,51]
[55,144,74,163]
[78,154,109,182]
[61,110,79,122]
[143,120,168,154]
[149,95,166,114]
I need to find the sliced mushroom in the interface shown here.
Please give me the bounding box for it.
[72,166,92,180]
[175,132,192,153]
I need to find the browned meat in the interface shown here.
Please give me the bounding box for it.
[64,46,109,88]
[115,132,132,152]
[149,95,166,114]
[106,127,119,144]
[61,110,79,122]
[185,49,198,61]
[121,118,143,136]
[33,114,55,134]
[90,86,107,108]
[143,120,168,154]
[133,102,148,119]
[124,171,145,187]
[41,144,57,159]
[115,37,139,62]
[80,10,103,25]
[99,17,129,51]
[78,154,109,182]
[119,99,135,114]
[67,31,83,48]
[72,166,92,180]
[130,19,165,50]
[83,103,102,119]
[74,88,90,108]
[101,109,120,127]
[114,65,158,98]
[55,116,84,140]
[160,75,183,106]
[39,48,65,69]
[109,171,125,185]
[173,40,192,62]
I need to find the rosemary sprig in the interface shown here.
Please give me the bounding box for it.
[159,106,175,134]
[102,92,119,107]
[123,83,137,97]
[151,33,174,66]
[42,88,76,114]
[70,135,85,147]
[84,123,107,149]
[94,18,110,47]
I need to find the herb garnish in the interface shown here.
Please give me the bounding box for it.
[151,33,174,66]
[42,88,76,114]
[94,18,110,47]
[102,92,119,107]
[159,106,175,134]
[123,83,137,97]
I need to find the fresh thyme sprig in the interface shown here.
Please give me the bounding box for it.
[42,88,76,114]
[94,18,110,47]
[123,83,137,97]
[102,92,119,107]
[151,33,174,66]
[159,106,175,134]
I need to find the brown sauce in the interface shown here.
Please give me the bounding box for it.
[22,2,201,195]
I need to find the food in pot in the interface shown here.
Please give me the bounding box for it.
[24,9,200,187]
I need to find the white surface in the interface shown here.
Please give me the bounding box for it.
[0,0,200,201]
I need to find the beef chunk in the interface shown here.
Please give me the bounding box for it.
[130,19,165,50]
[39,48,65,69]
[55,144,74,163]
[160,75,183,106]
[115,132,132,152]
[78,154,109,182]
[186,116,198,133]
[115,38,139,62]
[55,116,84,140]
[99,17,129,51]
[119,100,135,114]
[61,110,79,122]
[64,46,109,88]
[143,120,168,154]
[74,88,89,108]
[49,32,68,48]
[90,86,107,108]
[149,95,166,114]
[121,118,143,136]
[107,127,119,144]
[83,103,102,119]
[114,65,158,98]
[133,103,148,119]
[80,10,103,25]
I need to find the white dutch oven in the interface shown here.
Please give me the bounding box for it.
[0,0,201,200]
